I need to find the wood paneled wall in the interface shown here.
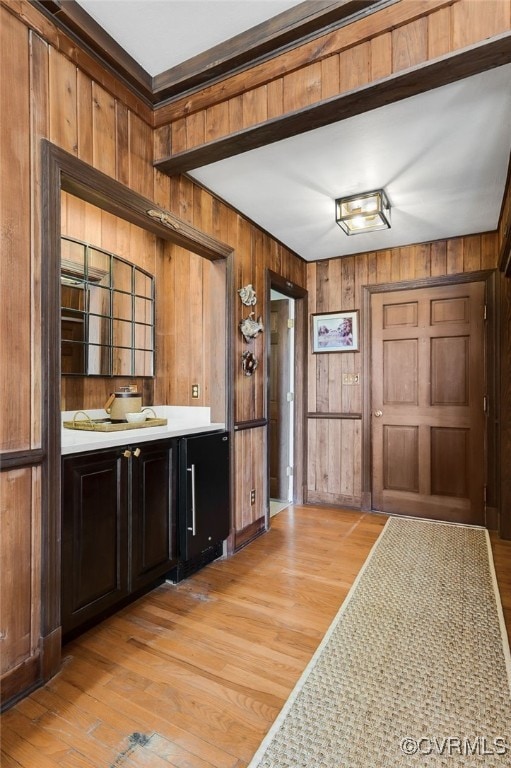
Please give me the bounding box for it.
[154,0,511,148]
[306,233,499,507]
[1,0,509,708]
[0,1,306,705]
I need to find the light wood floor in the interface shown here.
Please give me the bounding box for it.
[2,507,511,768]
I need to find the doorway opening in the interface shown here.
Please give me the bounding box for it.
[269,290,295,516]
[266,269,307,524]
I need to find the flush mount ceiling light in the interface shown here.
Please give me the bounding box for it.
[335,189,391,235]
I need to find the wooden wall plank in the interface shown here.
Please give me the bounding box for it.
[92,83,116,176]
[206,102,230,143]
[321,54,340,99]
[463,234,482,272]
[1,6,31,452]
[431,240,447,275]
[242,84,268,129]
[283,62,321,112]
[339,41,371,91]
[30,30,49,451]
[0,468,34,674]
[77,70,93,164]
[452,0,511,48]
[370,33,392,80]
[48,47,77,153]
[428,6,452,58]
[128,112,153,200]
[392,17,429,71]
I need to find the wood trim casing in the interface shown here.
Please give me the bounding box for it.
[234,517,266,551]
[0,449,45,469]
[234,419,268,431]
[46,144,232,261]
[0,655,41,712]
[155,31,511,175]
[307,412,362,419]
[499,157,511,275]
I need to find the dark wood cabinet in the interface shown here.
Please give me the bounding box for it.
[61,439,177,637]
[130,440,177,591]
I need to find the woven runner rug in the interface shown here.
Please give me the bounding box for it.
[247,517,511,768]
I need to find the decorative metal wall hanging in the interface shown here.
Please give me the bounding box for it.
[238,283,257,306]
[239,312,264,342]
[241,350,258,376]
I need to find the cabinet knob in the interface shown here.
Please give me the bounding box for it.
[123,449,132,458]
[133,447,141,458]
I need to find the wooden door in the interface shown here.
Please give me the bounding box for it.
[269,299,291,499]
[371,282,486,525]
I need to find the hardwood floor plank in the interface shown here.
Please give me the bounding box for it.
[2,507,510,768]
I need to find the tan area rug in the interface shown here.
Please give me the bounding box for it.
[247,517,511,767]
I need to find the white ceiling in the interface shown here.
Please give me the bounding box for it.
[75,1,511,262]
[76,0,304,76]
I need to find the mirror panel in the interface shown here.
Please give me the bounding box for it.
[112,319,132,348]
[87,344,111,376]
[112,291,133,321]
[61,236,154,377]
[113,259,132,291]
[134,297,152,324]
[62,341,86,375]
[135,270,152,298]
[134,322,152,349]
[112,347,133,376]
[134,349,153,377]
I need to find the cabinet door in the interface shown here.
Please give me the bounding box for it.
[61,450,128,635]
[180,432,230,561]
[130,440,177,591]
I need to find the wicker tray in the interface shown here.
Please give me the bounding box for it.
[64,413,167,432]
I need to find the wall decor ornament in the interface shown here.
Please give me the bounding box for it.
[239,312,264,342]
[241,350,258,376]
[311,310,360,353]
[238,284,257,306]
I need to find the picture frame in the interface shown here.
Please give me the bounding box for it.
[311,310,359,353]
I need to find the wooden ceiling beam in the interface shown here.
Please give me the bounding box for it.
[154,32,511,177]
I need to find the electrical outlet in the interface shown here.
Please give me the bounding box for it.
[191,384,200,398]
[250,489,256,505]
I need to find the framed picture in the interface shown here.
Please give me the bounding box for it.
[311,310,359,353]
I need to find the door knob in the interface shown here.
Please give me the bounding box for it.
[133,447,141,458]
[374,410,383,417]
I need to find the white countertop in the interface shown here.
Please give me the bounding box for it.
[61,405,225,455]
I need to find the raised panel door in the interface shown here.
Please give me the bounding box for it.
[371,282,485,524]
[130,439,177,591]
[61,450,128,636]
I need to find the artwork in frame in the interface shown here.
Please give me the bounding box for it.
[311,310,359,353]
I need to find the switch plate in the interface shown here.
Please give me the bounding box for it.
[250,489,256,505]
[342,373,360,385]
[191,384,200,398]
